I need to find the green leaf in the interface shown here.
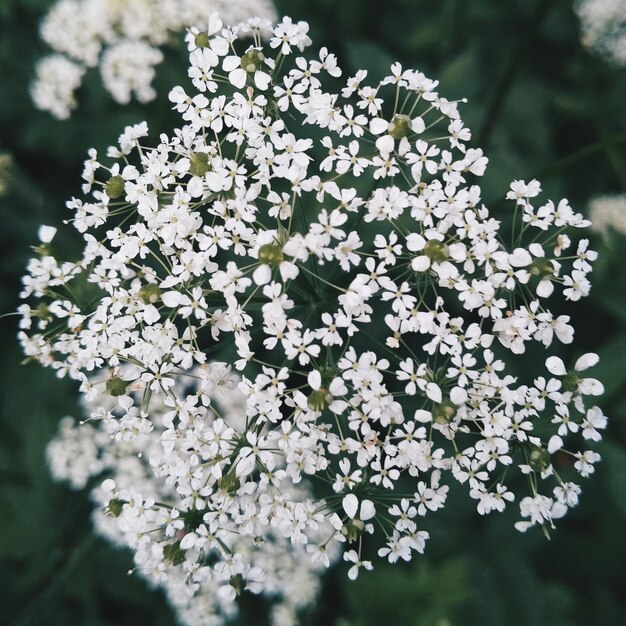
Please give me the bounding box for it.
[601,442,626,520]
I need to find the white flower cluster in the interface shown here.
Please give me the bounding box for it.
[576,0,626,66]
[31,0,276,118]
[21,15,606,593]
[48,369,330,626]
[589,193,626,237]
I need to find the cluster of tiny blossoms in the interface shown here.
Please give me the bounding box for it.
[576,0,626,66]
[21,15,607,593]
[48,368,330,626]
[589,193,626,237]
[31,0,276,118]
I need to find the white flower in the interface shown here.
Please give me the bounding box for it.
[20,15,605,602]
[545,353,604,396]
[38,225,58,243]
[577,0,626,66]
[32,1,277,117]
[343,549,373,580]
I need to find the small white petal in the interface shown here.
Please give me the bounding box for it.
[406,233,425,252]
[329,378,347,396]
[101,479,116,492]
[450,386,468,405]
[574,353,599,372]
[342,494,358,519]
[279,261,299,281]
[308,370,322,390]
[545,356,566,376]
[179,532,197,550]
[414,409,432,423]
[509,248,532,267]
[38,225,57,243]
[229,68,247,90]
[411,255,430,272]
[254,70,271,91]
[411,117,426,134]
[375,134,394,154]
[161,291,183,308]
[579,378,604,396]
[187,176,204,198]
[252,265,271,285]
[222,56,241,72]
[548,435,563,454]
[536,279,554,298]
[425,382,442,403]
[359,499,376,521]
[142,304,160,325]
[369,118,389,135]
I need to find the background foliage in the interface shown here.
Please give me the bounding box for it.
[1,0,625,624]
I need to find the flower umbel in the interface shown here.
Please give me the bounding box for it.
[31,0,277,117]
[22,13,605,607]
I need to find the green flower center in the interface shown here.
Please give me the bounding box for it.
[258,243,284,266]
[218,470,241,494]
[307,387,331,411]
[107,498,126,517]
[194,32,210,48]
[229,574,247,595]
[433,399,457,425]
[529,445,551,472]
[139,283,161,304]
[240,49,265,73]
[105,175,125,200]
[562,370,580,393]
[343,518,366,543]
[106,376,128,397]
[528,257,553,278]
[163,541,186,566]
[189,152,210,177]
[424,239,450,263]
[389,114,412,140]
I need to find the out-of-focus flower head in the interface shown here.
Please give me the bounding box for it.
[31,0,277,118]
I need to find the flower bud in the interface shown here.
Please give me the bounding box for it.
[218,470,241,494]
[105,175,125,199]
[562,371,580,393]
[240,49,265,73]
[139,283,161,304]
[107,498,126,517]
[258,244,284,266]
[106,376,128,397]
[529,444,551,472]
[343,518,365,543]
[189,152,210,177]
[163,541,186,566]
[389,114,412,140]
[433,399,457,424]
[528,257,553,278]
[194,32,210,49]
[229,573,247,595]
[424,240,450,263]
[307,387,331,411]
[33,303,51,319]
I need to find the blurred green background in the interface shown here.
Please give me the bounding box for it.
[1,0,626,624]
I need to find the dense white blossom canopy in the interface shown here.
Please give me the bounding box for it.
[31,0,277,118]
[22,14,606,626]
